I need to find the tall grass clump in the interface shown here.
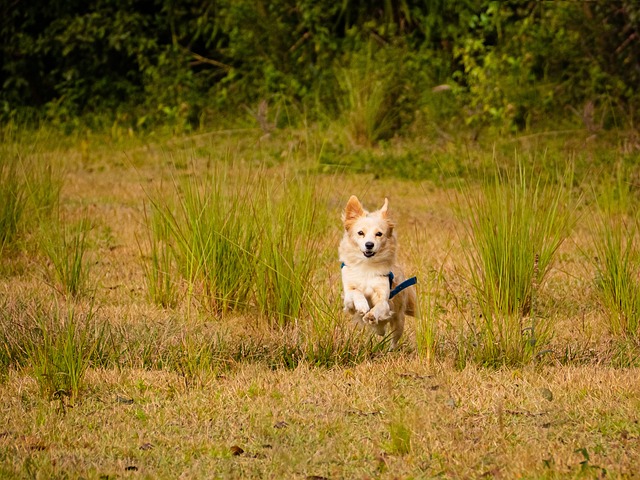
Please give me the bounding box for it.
[148,164,256,314]
[28,304,104,405]
[140,204,180,308]
[253,177,329,326]
[592,164,640,338]
[0,299,107,404]
[0,158,25,254]
[145,160,333,321]
[415,267,443,364]
[0,155,61,262]
[336,50,400,147]
[458,160,577,366]
[40,216,93,298]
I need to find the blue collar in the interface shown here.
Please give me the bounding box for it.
[340,263,417,299]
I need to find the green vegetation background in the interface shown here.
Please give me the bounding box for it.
[2,0,639,134]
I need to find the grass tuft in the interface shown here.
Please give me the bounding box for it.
[254,176,328,326]
[592,163,640,338]
[458,158,577,366]
[7,300,104,405]
[144,160,332,326]
[0,155,62,264]
[386,417,412,455]
[140,203,180,308]
[0,158,26,254]
[336,52,400,147]
[148,163,256,314]
[415,266,443,364]
[40,216,93,298]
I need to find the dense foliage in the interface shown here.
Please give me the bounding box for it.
[2,0,639,132]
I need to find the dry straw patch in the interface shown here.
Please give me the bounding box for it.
[1,361,639,478]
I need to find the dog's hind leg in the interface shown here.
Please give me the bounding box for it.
[388,312,405,348]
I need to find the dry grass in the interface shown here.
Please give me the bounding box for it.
[2,362,639,478]
[1,127,640,478]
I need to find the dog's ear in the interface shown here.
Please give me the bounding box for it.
[379,198,389,218]
[343,195,365,229]
[379,198,395,235]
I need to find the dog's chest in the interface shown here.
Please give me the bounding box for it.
[342,267,390,296]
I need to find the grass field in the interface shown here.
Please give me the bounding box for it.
[1,125,640,478]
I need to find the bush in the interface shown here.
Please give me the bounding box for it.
[2,1,639,131]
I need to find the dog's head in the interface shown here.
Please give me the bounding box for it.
[342,195,395,259]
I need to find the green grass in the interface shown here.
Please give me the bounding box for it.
[1,299,105,405]
[336,54,399,147]
[592,163,640,339]
[457,159,577,366]
[0,155,61,264]
[385,417,412,456]
[147,162,256,314]
[414,266,444,364]
[3,125,640,478]
[593,216,640,338]
[40,216,93,298]
[140,203,180,308]
[0,158,26,254]
[253,175,329,326]
[145,159,335,324]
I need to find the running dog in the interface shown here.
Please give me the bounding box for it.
[339,195,416,346]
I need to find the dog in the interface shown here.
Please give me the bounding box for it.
[339,195,416,346]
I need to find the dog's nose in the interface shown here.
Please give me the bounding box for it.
[365,241,374,250]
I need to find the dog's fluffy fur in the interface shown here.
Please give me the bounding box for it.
[339,195,416,346]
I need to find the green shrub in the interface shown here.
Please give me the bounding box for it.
[5,1,638,131]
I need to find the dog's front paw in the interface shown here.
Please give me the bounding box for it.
[343,298,355,313]
[363,302,392,324]
[354,297,370,316]
[362,310,378,324]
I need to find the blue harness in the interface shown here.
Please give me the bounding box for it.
[341,263,417,300]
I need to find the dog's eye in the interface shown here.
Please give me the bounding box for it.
[375,232,383,237]
[357,231,364,236]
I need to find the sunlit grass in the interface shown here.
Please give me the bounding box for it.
[336,55,399,147]
[140,203,181,308]
[147,163,256,314]
[1,299,105,405]
[0,154,62,264]
[592,163,640,339]
[415,278,440,364]
[457,159,577,366]
[40,216,93,298]
[253,176,329,326]
[1,127,640,479]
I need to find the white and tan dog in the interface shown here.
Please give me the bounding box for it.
[339,195,416,346]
